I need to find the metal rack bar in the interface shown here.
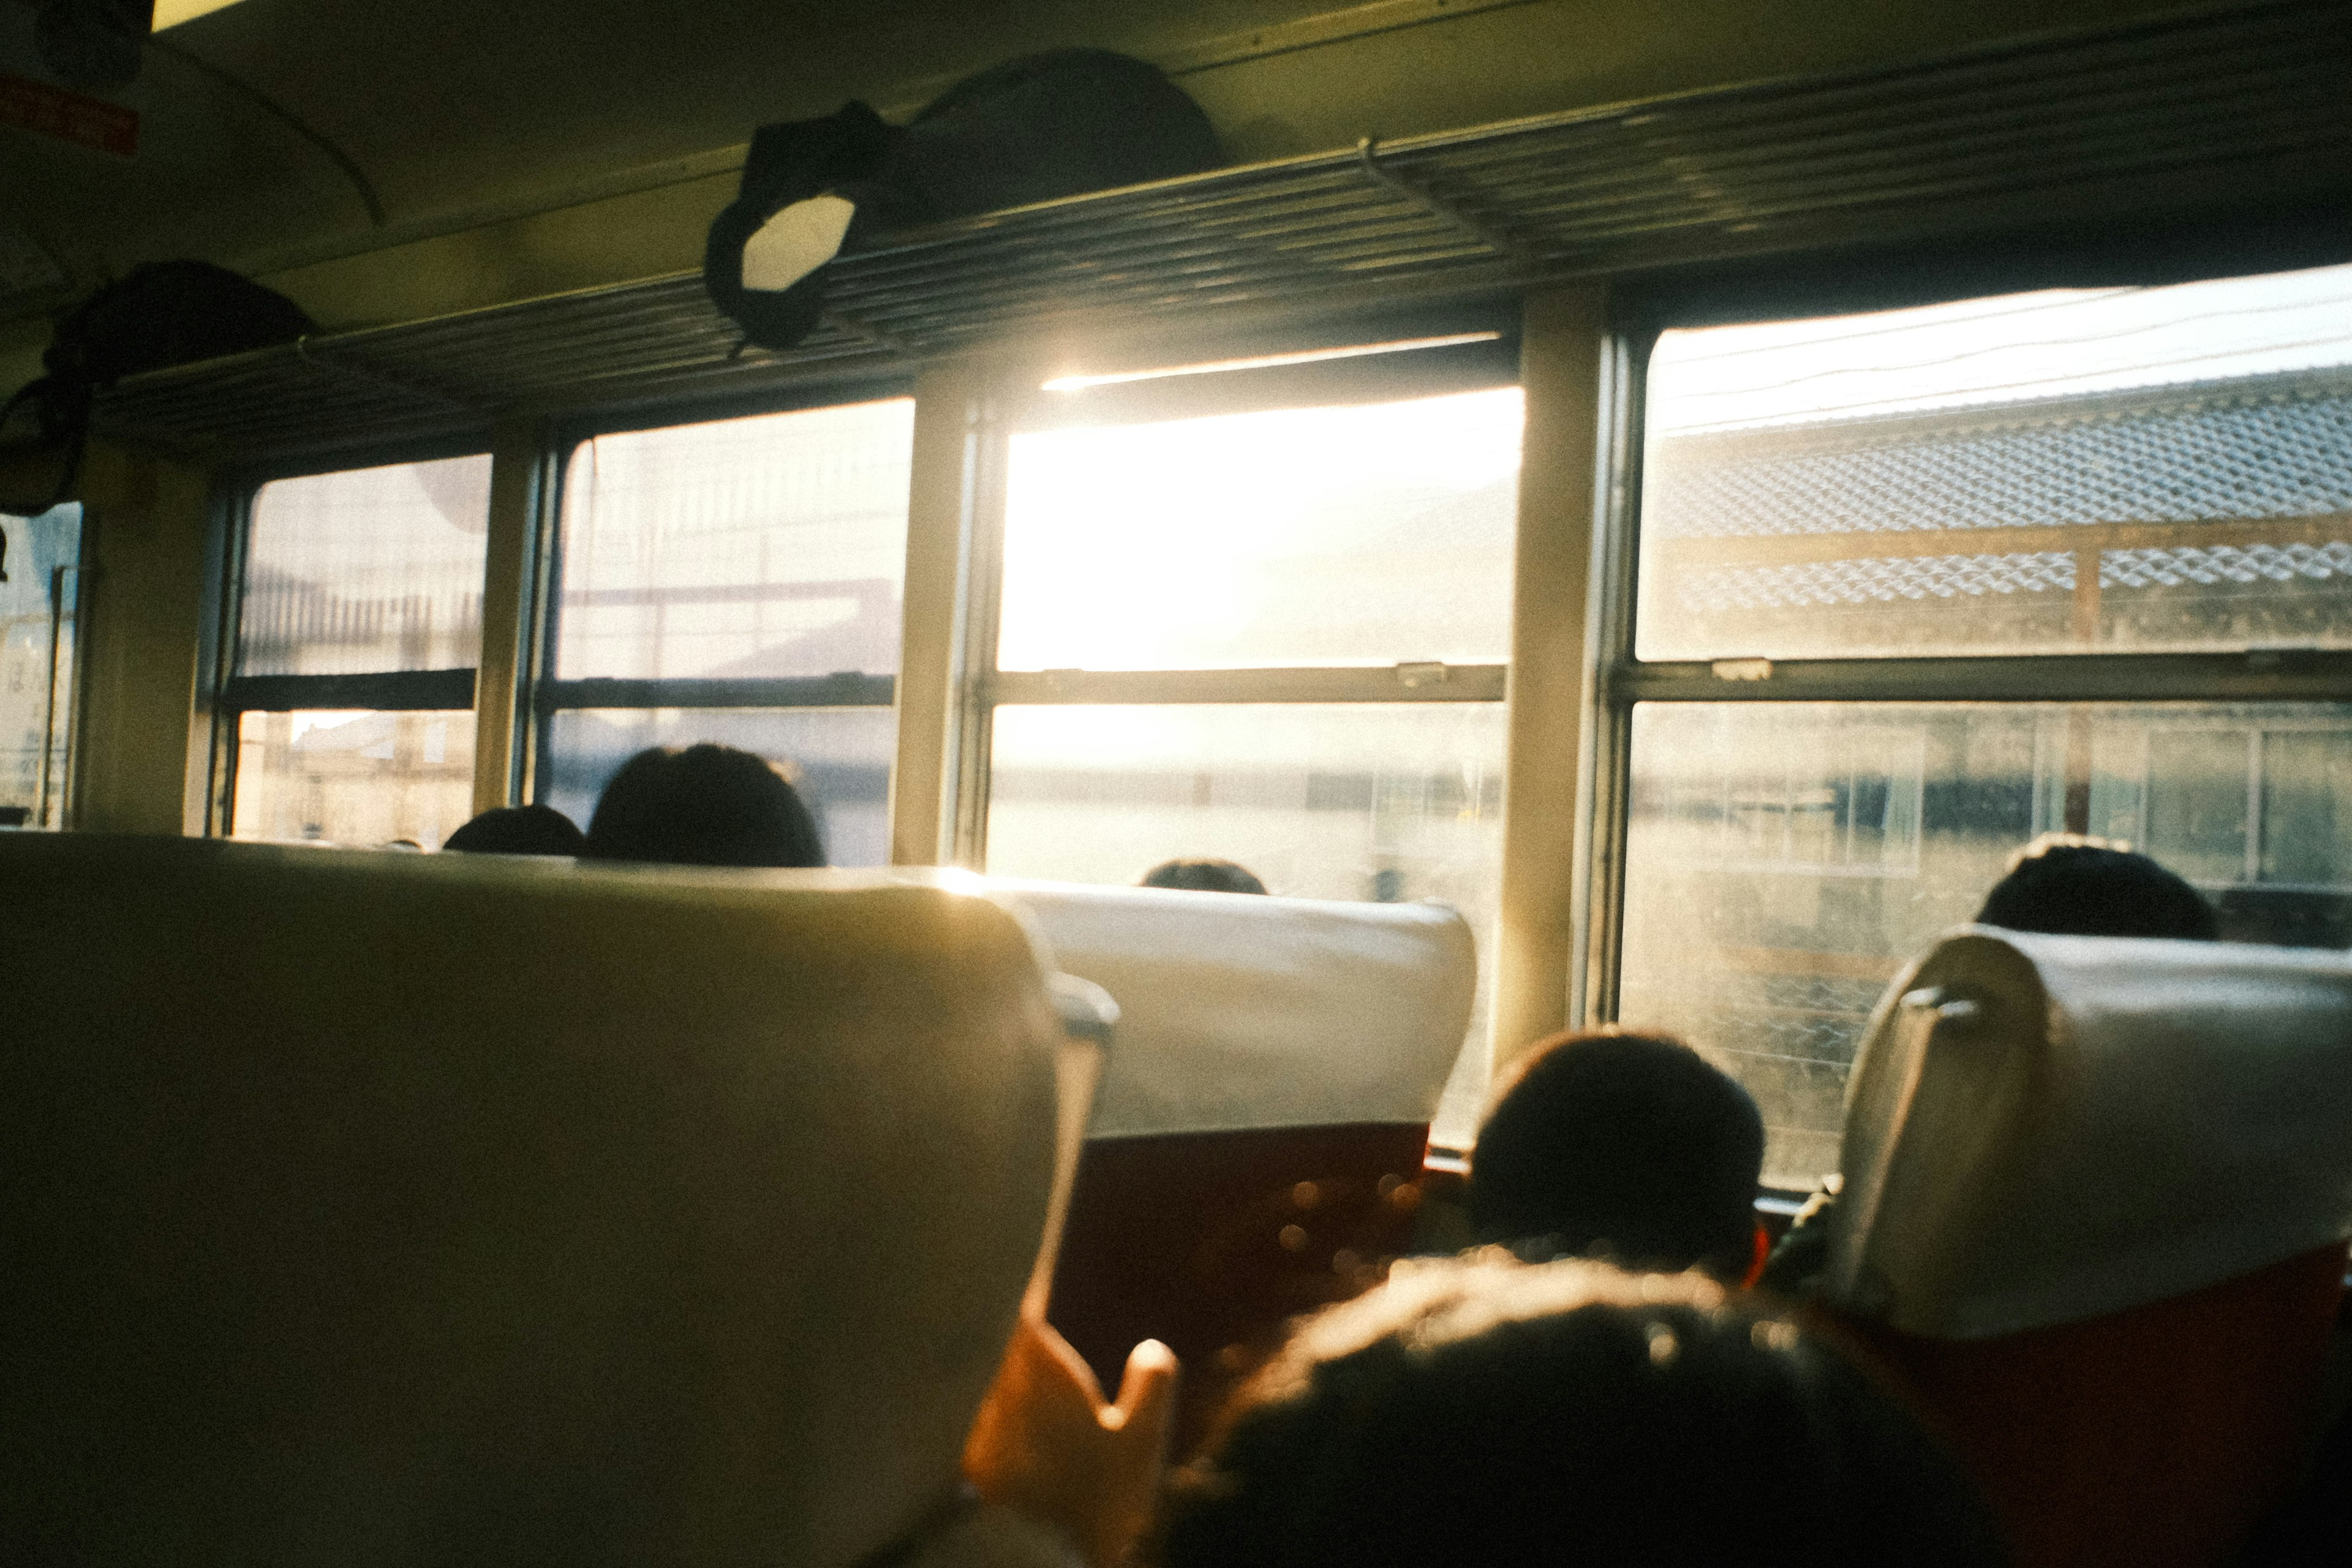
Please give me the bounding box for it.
[88,0,2350,462]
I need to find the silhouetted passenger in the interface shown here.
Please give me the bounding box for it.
[1976,832,2217,941]
[581,744,824,868]
[1152,1256,2005,1568]
[1140,858,1267,895]
[443,803,587,856]
[1469,1030,1766,1280]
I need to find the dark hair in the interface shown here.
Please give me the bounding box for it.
[1155,1258,2005,1568]
[1975,834,2216,941]
[581,744,825,869]
[1140,858,1268,895]
[443,804,587,857]
[1469,1030,1765,1275]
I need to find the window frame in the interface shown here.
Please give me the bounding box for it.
[210,435,498,839]
[1589,283,2352,1189]
[522,374,918,841]
[950,325,1525,871]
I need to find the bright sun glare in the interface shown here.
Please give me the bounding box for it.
[997,386,1524,671]
[154,0,246,28]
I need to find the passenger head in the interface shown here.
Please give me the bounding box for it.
[1140,858,1268,895]
[581,744,824,868]
[1155,1257,2004,1568]
[443,804,586,857]
[1976,833,2216,940]
[1469,1030,1765,1278]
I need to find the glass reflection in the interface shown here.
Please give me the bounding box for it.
[555,400,913,681]
[1621,701,2352,1188]
[239,457,490,677]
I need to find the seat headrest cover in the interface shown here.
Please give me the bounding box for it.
[1826,926,2352,1340]
[967,878,1477,1137]
[0,834,1060,1568]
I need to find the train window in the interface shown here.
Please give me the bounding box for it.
[1638,266,2352,663]
[980,367,1520,1128]
[237,457,491,678]
[1620,699,2352,1188]
[1616,262,2352,1189]
[538,398,913,865]
[0,503,83,831]
[224,456,491,848]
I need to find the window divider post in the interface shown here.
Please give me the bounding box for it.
[1491,283,1614,1077]
[892,358,1003,868]
[472,417,545,818]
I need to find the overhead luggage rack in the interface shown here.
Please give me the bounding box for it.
[91,0,2352,461]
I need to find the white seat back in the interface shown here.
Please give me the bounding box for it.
[0,835,1061,1568]
[972,879,1478,1138]
[1828,926,2352,1340]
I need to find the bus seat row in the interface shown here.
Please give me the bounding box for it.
[1823,927,2352,1568]
[0,835,1063,1568]
[0,834,1479,1562]
[982,876,1476,1140]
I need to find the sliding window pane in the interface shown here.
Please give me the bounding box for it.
[239,456,490,676]
[2260,733,2352,888]
[1619,701,2352,1189]
[1,505,81,828]
[230,709,475,849]
[998,388,1521,671]
[2141,729,2252,886]
[540,707,894,867]
[989,702,1506,905]
[555,400,913,681]
[1638,264,2352,661]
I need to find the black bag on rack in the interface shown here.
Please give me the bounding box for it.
[1,260,315,516]
[705,49,1222,354]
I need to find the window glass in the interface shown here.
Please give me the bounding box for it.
[554,399,914,681]
[1619,701,2352,1189]
[987,701,1508,1137]
[997,387,1522,671]
[1637,264,2352,662]
[0,505,81,828]
[239,456,491,676]
[541,707,895,868]
[230,710,475,849]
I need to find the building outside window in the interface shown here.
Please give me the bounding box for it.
[0,503,83,831]
[225,456,489,850]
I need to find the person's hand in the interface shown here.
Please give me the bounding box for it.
[962,1314,1178,1568]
